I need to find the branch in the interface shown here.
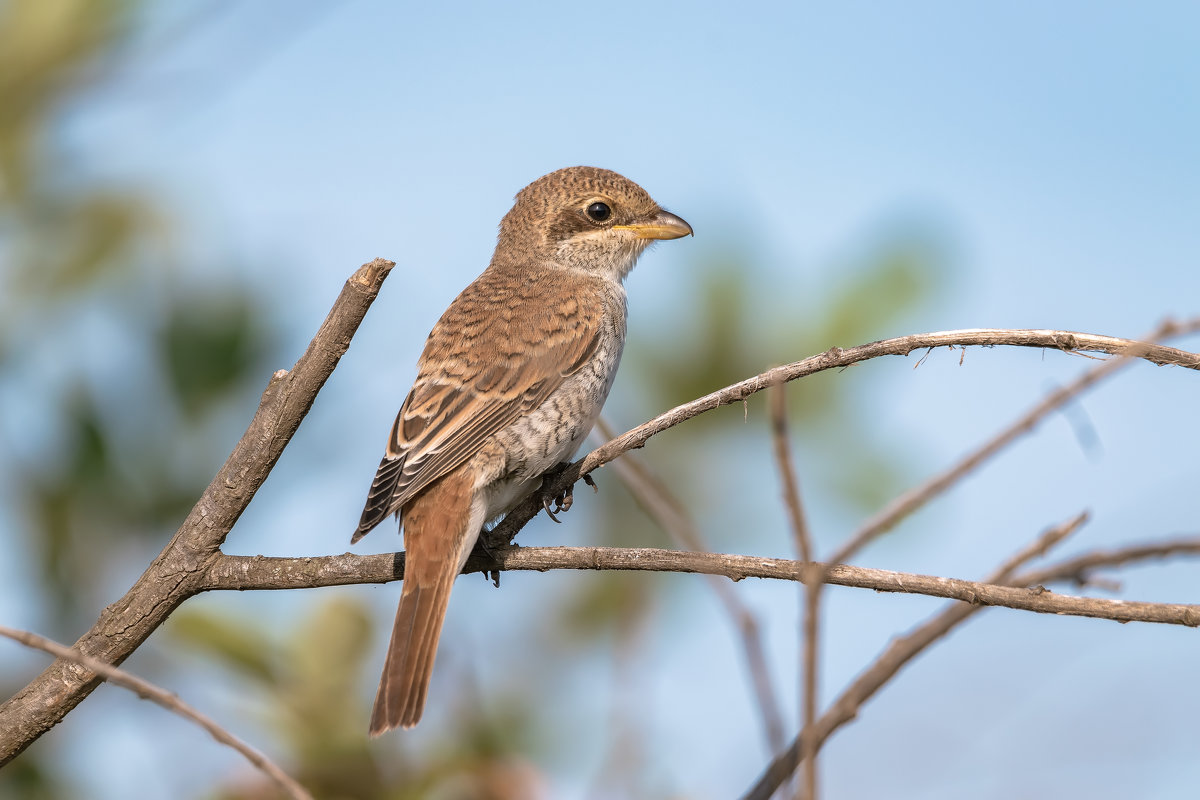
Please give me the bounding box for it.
[201,539,1200,627]
[488,325,1200,548]
[0,626,310,800]
[595,417,786,753]
[735,318,1199,798]
[0,258,395,766]
[741,512,1092,800]
[1020,539,1200,587]
[828,318,1198,565]
[769,383,821,800]
[200,531,1200,800]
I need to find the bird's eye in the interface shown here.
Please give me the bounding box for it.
[585,202,611,222]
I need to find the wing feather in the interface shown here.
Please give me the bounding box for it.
[353,269,610,541]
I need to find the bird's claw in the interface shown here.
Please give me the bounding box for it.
[538,461,597,522]
[542,493,563,523]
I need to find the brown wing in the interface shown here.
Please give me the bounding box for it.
[353,269,606,541]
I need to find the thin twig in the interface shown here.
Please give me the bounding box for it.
[1020,538,1200,587]
[990,513,1086,580]
[740,512,1092,800]
[0,625,311,800]
[828,318,1199,566]
[769,384,820,800]
[594,417,786,754]
[768,385,816,565]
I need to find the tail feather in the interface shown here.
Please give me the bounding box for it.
[367,463,477,734]
[369,576,454,732]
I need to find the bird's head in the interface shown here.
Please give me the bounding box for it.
[494,166,692,281]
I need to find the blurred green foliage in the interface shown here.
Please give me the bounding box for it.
[0,0,272,608]
[0,1,279,796]
[167,598,547,800]
[161,293,265,416]
[0,0,145,311]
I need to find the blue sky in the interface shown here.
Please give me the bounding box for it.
[5,1,1200,797]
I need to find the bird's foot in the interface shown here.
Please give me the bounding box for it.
[539,463,598,522]
[472,531,503,588]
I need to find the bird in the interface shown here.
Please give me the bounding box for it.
[352,166,691,734]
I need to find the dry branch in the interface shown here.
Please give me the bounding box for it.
[596,418,786,753]
[0,258,395,766]
[769,384,821,800]
[202,540,1200,626]
[0,626,310,799]
[828,318,1198,565]
[746,317,1198,798]
[741,512,1093,800]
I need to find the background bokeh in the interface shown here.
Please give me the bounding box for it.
[1,1,1198,798]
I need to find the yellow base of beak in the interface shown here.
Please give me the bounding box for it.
[615,210,693,240]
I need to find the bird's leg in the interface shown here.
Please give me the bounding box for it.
[472,523,503,588]
[539,462,573,521]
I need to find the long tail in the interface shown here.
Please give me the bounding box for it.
[368,466,476,734]
[370,567,456,731]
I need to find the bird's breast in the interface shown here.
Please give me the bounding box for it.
[478,308,626,517]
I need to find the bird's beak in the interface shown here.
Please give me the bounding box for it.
[615,210,693,240]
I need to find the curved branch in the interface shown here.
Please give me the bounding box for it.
[0,258,396,766]
[487,326,1200,546]
[0,626,310,800]
[828,317,1199,565]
